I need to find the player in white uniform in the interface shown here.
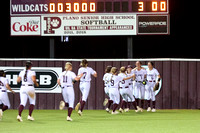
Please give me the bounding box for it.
[75,59,97,116]
[118,67,138,113]
[0,70,15,120]
[108,67,135,114]
[17,61,39,122]
[133,61,147,112]
[102,66,113,112]
[145,62,161,112]
[125,65,134,112]
[57,62,83,121]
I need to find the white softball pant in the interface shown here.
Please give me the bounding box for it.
[80,82,91,102]
[62,86,75,108]
[0,92,10,108]
[109,88,120,104]
[20,86,36,106]
[134,82,145,99]
[120,88,135,102]
[145,82,156,101]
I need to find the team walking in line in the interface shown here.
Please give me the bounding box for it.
[0,59,160,122]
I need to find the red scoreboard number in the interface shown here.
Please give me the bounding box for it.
[48,1,168,13]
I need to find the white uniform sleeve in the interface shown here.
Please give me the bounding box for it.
[143,69,147,75]
[78,68,82,75]
[58,73,63,80]
[118,76,124,81]
[71,72,76,79]
[19,71,23,78]
[103,74,106,81]
[31,71,36,77]
[90,67,96,75]
[155,69,160,76]
[5,78,9,85]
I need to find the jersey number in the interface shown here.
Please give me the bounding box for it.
[111,80,114,86]
[83,72,87,79]
[63,76,67,83]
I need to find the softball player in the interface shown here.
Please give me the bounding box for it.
[125,65,134,112]
[17,61,39,122]
[118,67,138,113]
[0,70,15,120]
[109,67,134,114]
[75,59,97,116]
[57,62,83,121]
[145,62,161,112]
[102,66,113,112]
[133,61,147,112]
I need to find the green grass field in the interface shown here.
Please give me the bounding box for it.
[0,109,199,133]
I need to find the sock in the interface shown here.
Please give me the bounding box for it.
[65,103,69,107]
[152,101,156,109]
[18,105,24,116]
[108,100,113,109]
[132,101,137,110]
[124,101,127,108]
[2,105,8,112]
[141,100,144,109]
[0,104,3,109]
[135,98,139,106]
[113,104,118,112]
[128,102,131,109]
[29,104,34,116]
[79,97,82,103]
[68,107,73,117]
[147,100,151,108]
[80,101,86,112]
[120,101,125,109]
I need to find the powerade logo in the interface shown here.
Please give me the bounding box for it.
[141,65,162,96]
[0,67,62,93]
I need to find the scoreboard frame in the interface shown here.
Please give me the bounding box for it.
[10,0,170,36]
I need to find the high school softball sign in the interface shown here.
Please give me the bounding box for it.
[10,14,137,36]
[0,67,62,93]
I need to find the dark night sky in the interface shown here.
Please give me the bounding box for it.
[3,0,196,59]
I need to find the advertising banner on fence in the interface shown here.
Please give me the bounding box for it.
[41,14,137,36]
[137,15,169,34]
[0,67,62,93]
[11,16,41,36]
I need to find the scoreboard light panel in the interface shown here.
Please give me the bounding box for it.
[10,0,169,14]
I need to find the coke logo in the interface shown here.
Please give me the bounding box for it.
[12,22,39,32]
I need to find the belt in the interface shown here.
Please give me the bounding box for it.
[129,83,133,85]
[22,84,33,86]
[119,86,129,89]
[62,85,73,88]
[1,90,6,92]
[80,81,90,82]
[135,80,142,83]
[148,80,156,82]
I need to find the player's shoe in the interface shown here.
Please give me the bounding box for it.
[119,108,124,113]
[111,111,119,115]
[66,116,73,121]
[151,108,156,112]
[17,115,23,122]
[147,107,151,112]
[105,108,110,113]
[59,101,65,110]
[78,110,82,116]
[124,108,129,112]
[103,98,109,106]
[0,109,3,120]
[135,109,140,113]
[27,115,34,121]
[75,102,80,111]
[140,108,143,112]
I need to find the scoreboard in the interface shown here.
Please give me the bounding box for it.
[10,0,169,36]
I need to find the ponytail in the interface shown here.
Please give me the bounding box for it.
[24,61,32,82]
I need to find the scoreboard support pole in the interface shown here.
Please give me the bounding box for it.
[127,36,133,58]
[50,37,55,58]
